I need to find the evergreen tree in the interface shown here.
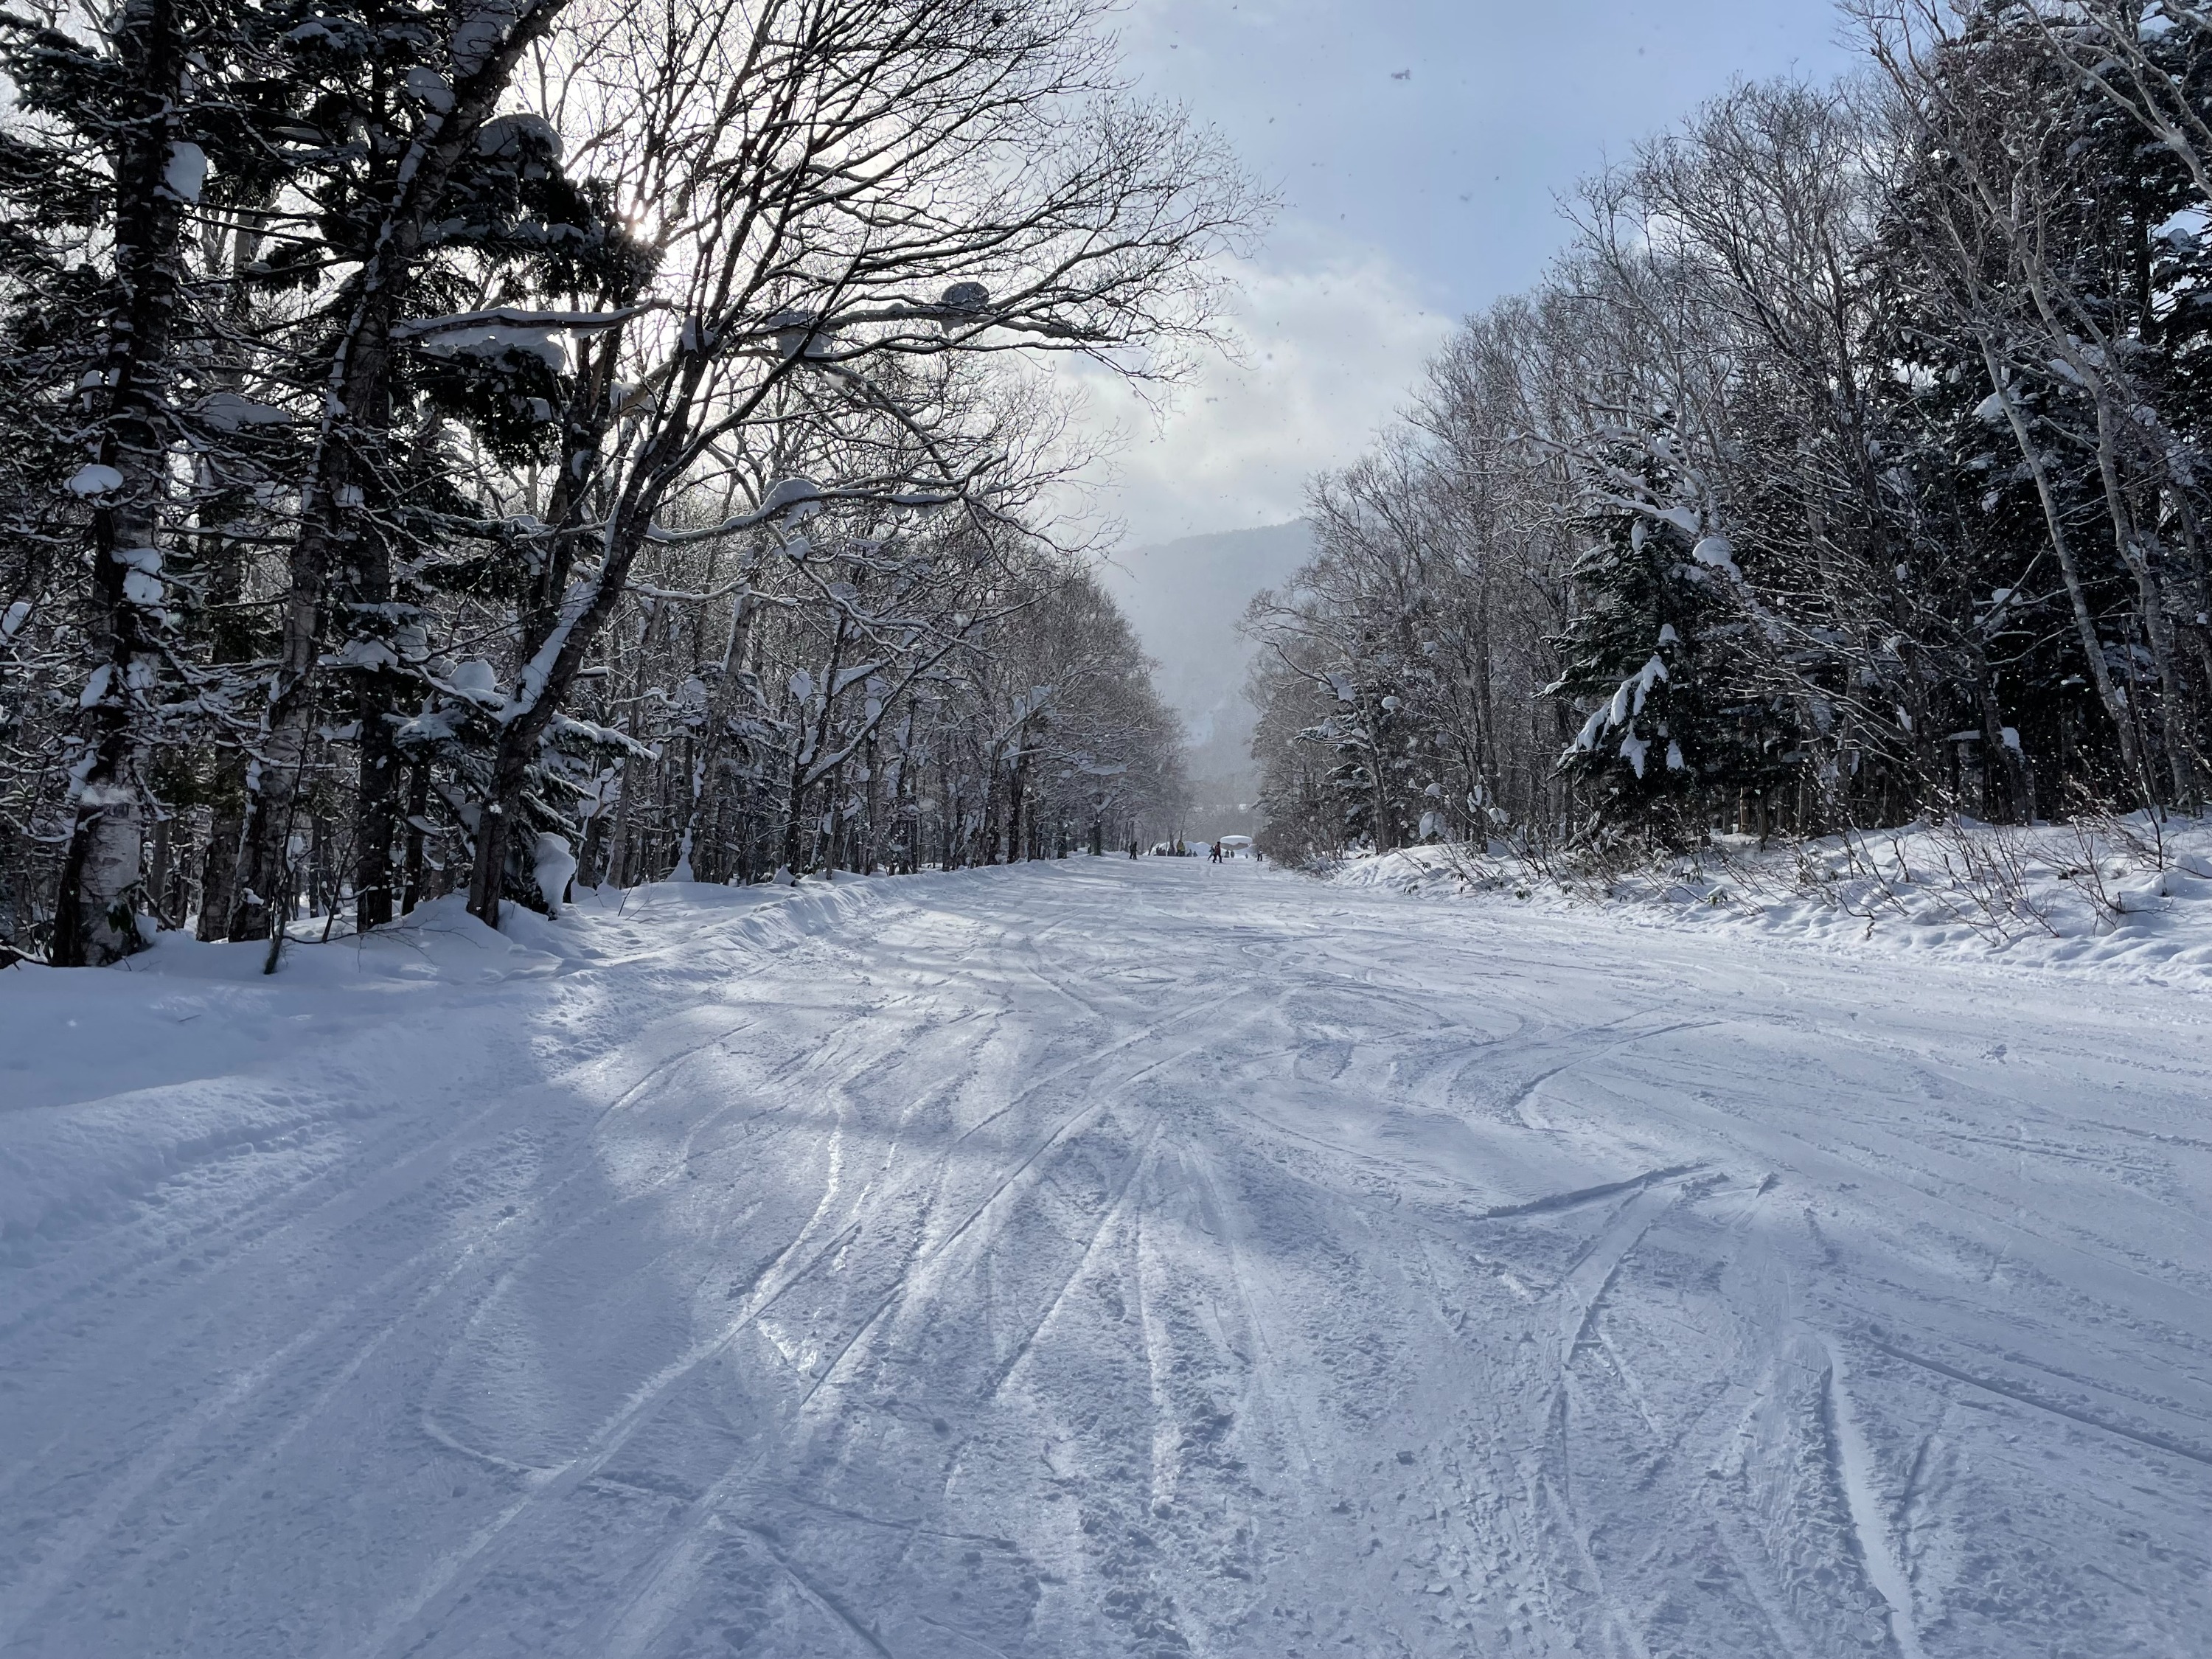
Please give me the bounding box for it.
[0,0,294,960]
[1550,438,1790,841]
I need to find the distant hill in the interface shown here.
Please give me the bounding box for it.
[1093,521,1314,834]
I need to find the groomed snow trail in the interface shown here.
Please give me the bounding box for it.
[4,860,2209,1658]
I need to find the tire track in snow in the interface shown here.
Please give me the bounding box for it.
[357,991,1243,1658]
[737,1521,898,1658]
[1860,1338,2212,1469]
[353,1179,877,1659]
[1498,1178,1696,1656]
[567,918,1224,1658]
[206,992,939,1652]
[1543,1176,1695,1366]
[977,1123,1165,1403]
[21,985,930,1596]
[583,1121,1169,1659]
[796,1009,1265,1413]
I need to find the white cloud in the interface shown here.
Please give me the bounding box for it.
[1051,249,1454,549]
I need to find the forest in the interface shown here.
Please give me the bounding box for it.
[0,0,1231,965]
[1248,1,2212,864]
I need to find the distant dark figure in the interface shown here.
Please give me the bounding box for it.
[1208,841,1223,864]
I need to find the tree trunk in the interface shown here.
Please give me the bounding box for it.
[196,807,243,942]
[355,686,401,930]
[1979,341,2140,787]
[52,0,184,966]
[469,340,727,925]
[400,762,431,913]
[350,501,403,930]
[2092,395,2196,806]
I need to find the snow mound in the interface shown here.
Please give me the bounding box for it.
[1334,813,2212,987]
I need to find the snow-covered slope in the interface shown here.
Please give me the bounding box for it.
[3,862,2208,1657]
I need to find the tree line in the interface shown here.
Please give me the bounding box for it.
[0,0,1234,965]
[1248,1,2212,863]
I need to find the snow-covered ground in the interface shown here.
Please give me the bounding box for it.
[1338,813,2212,987]
[3,860,2208,1658]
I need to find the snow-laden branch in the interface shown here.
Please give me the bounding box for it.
[392,303,665,341]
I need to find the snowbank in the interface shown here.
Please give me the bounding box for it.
[1332,813,2212,986]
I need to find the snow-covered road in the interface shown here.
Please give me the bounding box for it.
[4,860,2209,1658]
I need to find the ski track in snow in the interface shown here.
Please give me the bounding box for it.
[2,860,2209,1658]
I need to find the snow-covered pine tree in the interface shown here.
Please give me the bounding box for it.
[0,0,198,963]
[0,0,304,960]
[1551,434,1787,842]
[1309,653,1413,854]
[0,19,115,956]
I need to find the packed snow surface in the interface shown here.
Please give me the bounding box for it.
[2,860,2208,1657]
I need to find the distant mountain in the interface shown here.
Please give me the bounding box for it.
[1093,521,1314,832]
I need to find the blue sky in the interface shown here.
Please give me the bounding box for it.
[1062,0,1860,546]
